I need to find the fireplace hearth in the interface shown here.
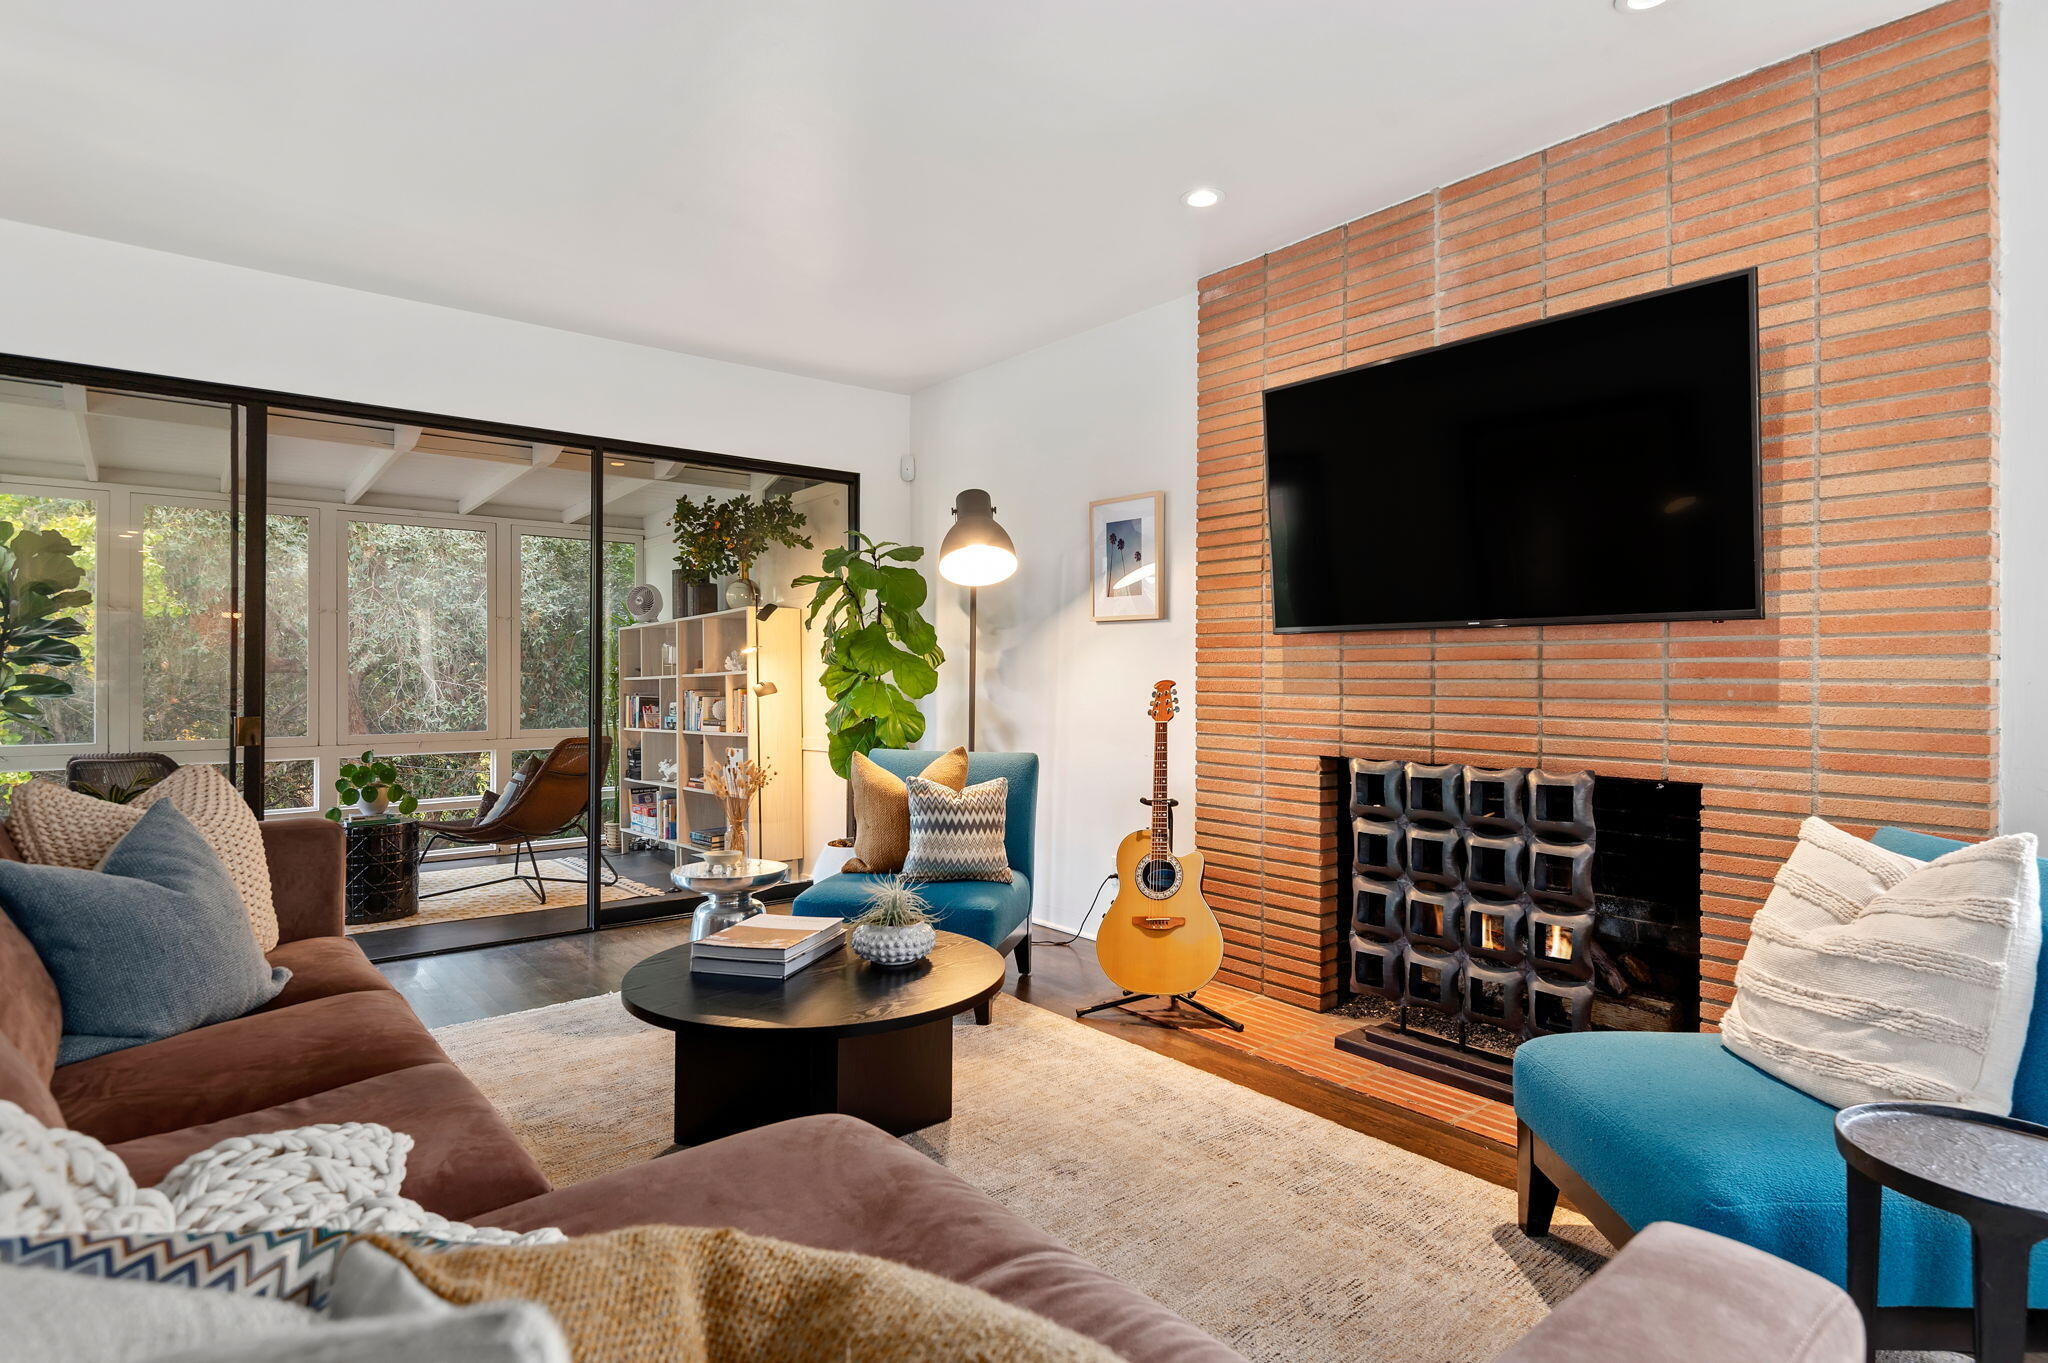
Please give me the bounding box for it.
[1333,758,1701,1102]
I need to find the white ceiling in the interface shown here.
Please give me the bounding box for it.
[0,0,1930,392]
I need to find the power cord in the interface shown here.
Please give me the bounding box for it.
[1032,872,1117,947]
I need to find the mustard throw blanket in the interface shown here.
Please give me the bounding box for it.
[370,1225,1124,1363]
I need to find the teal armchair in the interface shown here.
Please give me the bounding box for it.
[793,749,1037,1022]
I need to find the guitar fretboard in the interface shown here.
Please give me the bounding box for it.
[1151,719,1171,857]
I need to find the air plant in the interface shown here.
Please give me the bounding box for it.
[853,875,934,929]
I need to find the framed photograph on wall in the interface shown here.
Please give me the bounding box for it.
[1090,491,1164,621]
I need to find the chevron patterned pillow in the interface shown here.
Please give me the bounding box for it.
[903,776,1012,883]
[0,1227,356,1308]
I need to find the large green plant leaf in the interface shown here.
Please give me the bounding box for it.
[875,565,926,611]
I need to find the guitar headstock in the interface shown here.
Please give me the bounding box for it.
[1149,679,1180,723]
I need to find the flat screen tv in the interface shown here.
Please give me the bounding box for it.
[1263,270,1762,633]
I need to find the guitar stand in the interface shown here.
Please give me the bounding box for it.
[1075,990,1246,1032]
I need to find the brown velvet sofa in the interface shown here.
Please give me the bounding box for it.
[0,816,1242,1363]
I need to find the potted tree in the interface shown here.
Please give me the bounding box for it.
[791,532,943,778]
[671,493,812,611]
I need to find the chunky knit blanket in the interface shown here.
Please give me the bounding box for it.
[373,1223,1122,1363]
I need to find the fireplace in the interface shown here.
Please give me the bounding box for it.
[1334,757,1701,1101]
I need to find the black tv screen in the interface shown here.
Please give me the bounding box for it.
[1264,270,1762,633]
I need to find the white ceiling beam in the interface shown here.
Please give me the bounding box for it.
[457,442,564,515]
[562,475,652,525]
[58,385,99,481]
[341,424,421,505]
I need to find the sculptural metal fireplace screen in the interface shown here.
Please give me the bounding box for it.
[1335,758,1701,1100]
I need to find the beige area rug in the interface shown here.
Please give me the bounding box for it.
[347,858,668,935]
[435,991,1611,1362]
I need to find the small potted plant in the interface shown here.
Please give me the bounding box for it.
[849,876,937,968]
[324,751,420,822]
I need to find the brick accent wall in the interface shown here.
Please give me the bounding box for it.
[1194,0,1997,1018]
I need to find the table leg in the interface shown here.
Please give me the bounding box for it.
[1970,1230,2033,1363]
[670,1017,960,1147]
[1844,1166,1880,1363]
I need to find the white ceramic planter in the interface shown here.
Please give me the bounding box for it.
[811,839,859,880]
[851,921,936,968]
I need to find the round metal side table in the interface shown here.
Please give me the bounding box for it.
[672,857,789,940]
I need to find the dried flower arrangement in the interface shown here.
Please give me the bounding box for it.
[701,750,774,857]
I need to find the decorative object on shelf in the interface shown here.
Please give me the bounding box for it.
[812,837,858,880]
[656,758,679,783]
[671,571,719,618]
[708,697,727,728]
[671,492,812,614]
[701,751,775,859]
[850,875,937,968]
[671,856,789,941]
[323,751,420,821]
[1089,491,1163,622]
[625,582,663,622]
[0,519,93,742]
[722,648,744,672]
[938,489,1018,749]
[793,532,943,776]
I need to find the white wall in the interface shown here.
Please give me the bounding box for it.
[2001,3,2048,836]
[0,218,913,543]
[909,295,1197,934]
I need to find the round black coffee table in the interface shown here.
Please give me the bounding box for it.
[621,929,1005,1147]
[1835,1101,2048,1363]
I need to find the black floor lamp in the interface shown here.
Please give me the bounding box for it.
[938,488,1017,751]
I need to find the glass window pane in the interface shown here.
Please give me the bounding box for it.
[385,750,489,801]
[0,494,96,746]
[142,507,310,743]
[346,521,488,735]
[203,759,315,814]
[518,535,635,731]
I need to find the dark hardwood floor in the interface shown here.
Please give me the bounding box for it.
[380,920,1518,1189]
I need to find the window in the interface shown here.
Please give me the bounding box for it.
[203,759,316,814]
[386,751,490,802]
[346,520,489,735]
[518,534,637,731]
[0,493,96,747]
[141,505,311,743]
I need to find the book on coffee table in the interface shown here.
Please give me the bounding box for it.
[691,915,846,979]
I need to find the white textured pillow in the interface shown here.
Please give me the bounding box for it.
[1722,817,2041,1113]
[8,767,279,951]
[0,1102,560,1246]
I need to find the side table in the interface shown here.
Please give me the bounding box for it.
[1835,1101,2048,1363]
[344,817,419,924]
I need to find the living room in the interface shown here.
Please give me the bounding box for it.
[0,1,2041,1360]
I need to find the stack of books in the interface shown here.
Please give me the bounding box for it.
[690,915,846,980]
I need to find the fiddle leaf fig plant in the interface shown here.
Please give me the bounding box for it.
[324,750,420,821]
[0,521,93,741]
[792,533,944,778]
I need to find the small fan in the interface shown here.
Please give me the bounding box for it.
[625,582,662,622]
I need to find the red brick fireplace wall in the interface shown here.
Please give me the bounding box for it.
[1194,0,1997,1018]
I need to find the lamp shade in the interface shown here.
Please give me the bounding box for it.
[939,488,1017,586]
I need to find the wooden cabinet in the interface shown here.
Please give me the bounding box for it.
[616,605,803,874]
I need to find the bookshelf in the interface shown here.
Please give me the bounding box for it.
[616,604,804,874]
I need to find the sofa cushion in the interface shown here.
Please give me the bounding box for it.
[904,776,1013,882]
[8,767,279,951]
[110,1062,550,1220]
[259,936,396,1012]
[0,898,60,1079]
[843,747,968,874]
[1871,825,2048,1125]
[53,989,450,1146]
[1513,1029,2048,1309]
[0,1035,62,1128]
[0,802,291,1063]
[794,871,1032,948]
[477,1114,1242,1363]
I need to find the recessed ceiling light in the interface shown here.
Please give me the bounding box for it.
[1614,0,1669,10]
[1182,187,1223,209]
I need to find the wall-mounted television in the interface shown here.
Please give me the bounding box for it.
[1263,270,1762,634]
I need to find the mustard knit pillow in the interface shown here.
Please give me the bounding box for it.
[842,747,968,874]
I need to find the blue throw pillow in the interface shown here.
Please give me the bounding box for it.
[0,801,289,1063]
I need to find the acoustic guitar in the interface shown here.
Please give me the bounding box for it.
[1094,680,1226,999]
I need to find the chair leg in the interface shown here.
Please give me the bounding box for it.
[517,839,547,904]
[973,1000,993,1026]
[597,848,621,887]
[1014,929,1033,977]
[1518,1122,1559,1238]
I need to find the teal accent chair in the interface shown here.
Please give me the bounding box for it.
[792,749,1037,1023]
[1514,825,2048,1353]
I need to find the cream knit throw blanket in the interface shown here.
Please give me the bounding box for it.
[1721,818,2040,1112]
[374,1224,1123,1363]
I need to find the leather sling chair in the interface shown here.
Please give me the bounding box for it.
[416,736,619,904]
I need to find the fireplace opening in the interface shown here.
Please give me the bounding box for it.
[1333,758,1702,1101]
